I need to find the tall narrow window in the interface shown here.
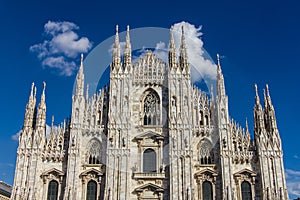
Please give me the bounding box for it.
[200,111,204,125]
[202,181,213,200]
[241,181,252,200]
[143,91,160,125]
[86,180,97,200]
[143,148,157,172]
[199,140,213,165]
[88,139,101,164]
[47,180,58,200]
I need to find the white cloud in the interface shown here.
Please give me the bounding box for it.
[171,21,217,81]
[44,21,79,36]
[151,22,217,82]
[30,20,92,76]
[108,41,126,57]
[11,130,21,141]
[42,56,76,76]
[11,124,55,141]
[286,168,300,198]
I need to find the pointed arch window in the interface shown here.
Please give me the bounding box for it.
[241,181,252,200]
[86,180,97,200]
[88,139,101,164]
[199,140,213,165]
[202,181,213,200]
[143,148,157,172]
[143,90,160,125]
[47,180,58,200]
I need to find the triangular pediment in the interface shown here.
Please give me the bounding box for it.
[194,168,218,177]
[80,168,103,177]
[134,183,164,192]
[135,131,164,140]
[234,168,256,177]
[41,168,64,176]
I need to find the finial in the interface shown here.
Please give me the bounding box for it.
[42,81,46,94]
[170,26,174,40]
[80,54,84,66]
[34,86,37,98]
[86,84,89,100]
[254,84,260,105]
[254,84,258,96]
[125,25,131,45]
[217,53,221,67]
[116,24,119,33]
[266,84,270,97]
[263,88,266,100]
[30,82,35,95]
[246,118,249,131]
[51,115,54,127]
[181,25,186,45]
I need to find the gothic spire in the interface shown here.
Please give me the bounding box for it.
[216,54,226,97]
[112,25,121,71]
[123,25,132,71]
[245,118,250,136]
[266,84,273,107]
[168,26,177,69]
[36,82,46,128]
[85,84,89,101]
[75,54,85,97]
[264,84,277,131]
[210,84,215,107]
[24,82,37,128]
[255,84,261,106]
[254,84,265,132]
[217,53,222,73]
[179,26,189,72]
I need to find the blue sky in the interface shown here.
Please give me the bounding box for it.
[0,0,300,198]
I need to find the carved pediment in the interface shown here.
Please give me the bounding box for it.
[234,168,256,178]
[132,51,166,86]
[41,168,64,177]
[134,183,164,193]
[194,168,218,178]
[234,168,257,185]
[134,131,164,141]
[80,168,103,177]
[41,168,64,183]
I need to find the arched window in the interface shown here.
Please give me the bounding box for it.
[241,181,252,200]
[47,180,58,200]
[143,90,160,125]
[202,181,213,200]
[143,148,156,172]
[88,139,101,164]
[200,111,204,125]
[205,114,209,126]
[86,180,97,200]
[199,140,213,165]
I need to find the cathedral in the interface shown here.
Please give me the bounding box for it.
[11,25,288,200]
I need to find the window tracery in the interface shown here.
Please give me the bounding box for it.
[199,140,213,165]
[143,90,160,125]
[87,139,101,164]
